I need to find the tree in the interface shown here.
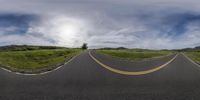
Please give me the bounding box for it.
[81,43,88,50]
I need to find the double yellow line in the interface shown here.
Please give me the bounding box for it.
[89,51,178,75]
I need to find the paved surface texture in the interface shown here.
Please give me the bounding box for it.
[90,50,176,71]
[1,50,200,100]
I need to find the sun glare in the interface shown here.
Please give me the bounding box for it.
[51,17,86,47]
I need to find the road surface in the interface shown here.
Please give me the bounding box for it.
[1,50,200,100]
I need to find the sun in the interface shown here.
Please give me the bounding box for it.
[53,17,86,47]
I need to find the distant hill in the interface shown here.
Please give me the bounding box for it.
[99,47,128,50]
[98,46,200,52]
[0,45,67,51]
[194,46,200,50]
[178,46,200,52]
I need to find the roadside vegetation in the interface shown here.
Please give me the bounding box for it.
[178,46,200,65]
[184,51,200,64]
[96,49,175,61]
[0,45,82,73]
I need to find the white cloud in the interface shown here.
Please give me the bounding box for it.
[26,15,91,47]
[0,0,200,49]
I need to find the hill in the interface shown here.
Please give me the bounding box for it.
[0,45,67,51]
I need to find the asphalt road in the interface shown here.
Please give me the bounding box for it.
[1,50,200,100]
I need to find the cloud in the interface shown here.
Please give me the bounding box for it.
[0,0,200,49]
[27,15,91,47]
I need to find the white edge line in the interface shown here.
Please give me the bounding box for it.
[0,52,82,76]
[181,53,200,69]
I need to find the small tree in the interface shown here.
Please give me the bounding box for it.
[81,43,88,50]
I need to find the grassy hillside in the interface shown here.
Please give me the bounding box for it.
[0,45,66,51]
[0,45,82,73]
[96,49,174,61]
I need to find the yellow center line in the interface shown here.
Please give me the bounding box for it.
[89,51,178,75]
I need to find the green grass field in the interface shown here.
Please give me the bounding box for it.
[96,49,174,61]
[0,48,82,73]
[184,51,200,64]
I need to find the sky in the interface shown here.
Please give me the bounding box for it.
[0,0,200,49]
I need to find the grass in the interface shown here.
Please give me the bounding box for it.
[96,49,174,61]
[0,48,82,73]
[0,45,66,51]
[184,51,200,64]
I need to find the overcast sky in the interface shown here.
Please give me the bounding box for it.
[0,0,200,49]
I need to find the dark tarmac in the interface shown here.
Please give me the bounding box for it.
[1,50,200,100]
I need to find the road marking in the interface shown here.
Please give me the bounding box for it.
[89,51,178,75]
[182,53,200,69]
[0,52,82,76]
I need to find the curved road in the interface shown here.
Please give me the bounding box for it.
[1,50,200,100]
